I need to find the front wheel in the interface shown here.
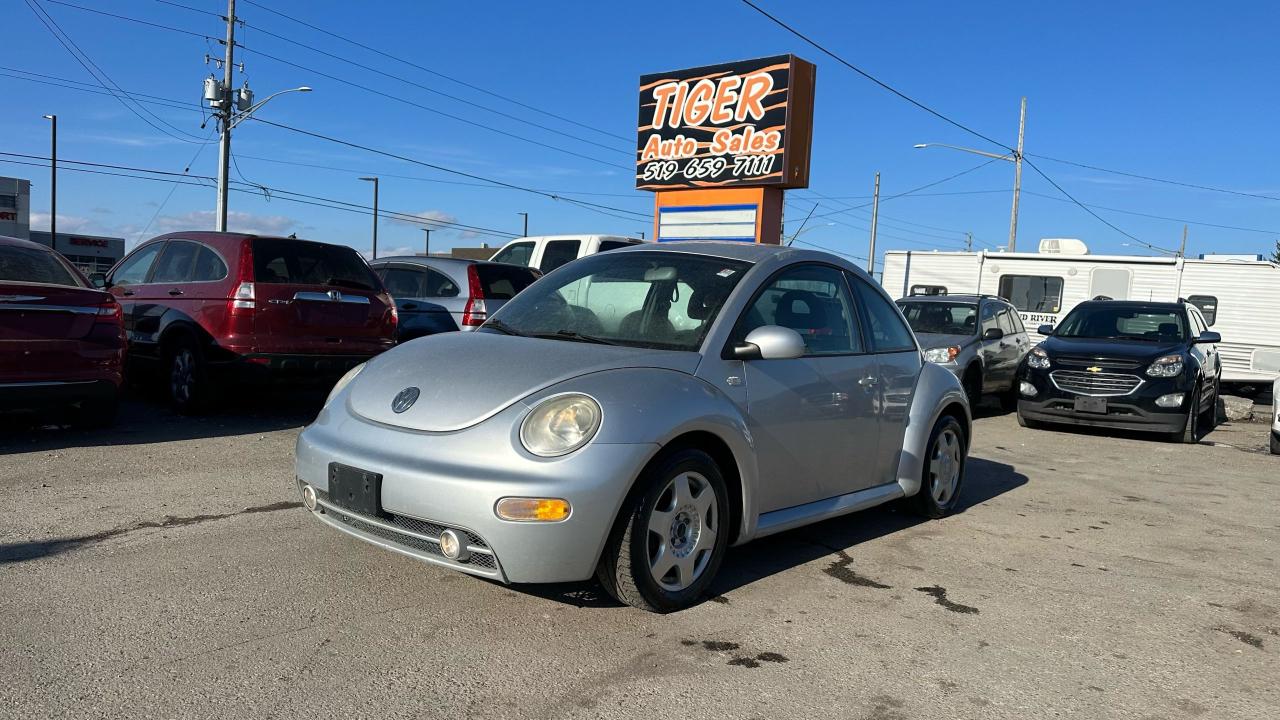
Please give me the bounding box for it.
[1175,382,1201,444]
[596,448,729,613]
[911,415,967,519]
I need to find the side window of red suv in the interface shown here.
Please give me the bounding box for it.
[151,241,200,284]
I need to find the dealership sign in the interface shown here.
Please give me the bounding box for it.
[636,54,815,190]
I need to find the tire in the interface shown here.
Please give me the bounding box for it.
[1175,382,1201,444]
[963,367,983,410]
[911,414,967,519]
[166,338,210,415]
[71,393,118,429]
[596,448,730,613]
[998,383,1019,412]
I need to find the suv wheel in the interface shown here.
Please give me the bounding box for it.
[912,414,967,518]
[1175,382,1201,444]
[963,367,983,409]
[167,339,210,415]
[596,448,729,613]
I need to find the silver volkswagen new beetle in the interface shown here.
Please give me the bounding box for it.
[295,242,970,612]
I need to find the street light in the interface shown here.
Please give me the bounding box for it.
[41,114,56,243]
[914,96,1026,251]
[360,177,379,259]
[420,227,431,256]
[517,212,528,237]
[215,86,312,232]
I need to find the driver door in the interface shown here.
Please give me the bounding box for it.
[728,264,880,512]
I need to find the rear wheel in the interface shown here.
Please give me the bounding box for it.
[912,415,967,519]
[167,339,210,415]
[596,448,729,613]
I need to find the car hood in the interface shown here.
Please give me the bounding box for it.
[913,332,975,350]
[1040,336,1184,362]
[347,331,702,432]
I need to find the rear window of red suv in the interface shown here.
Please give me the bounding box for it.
[251,238,379,291]
[0,244,83,287]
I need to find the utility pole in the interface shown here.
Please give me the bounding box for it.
[360,177,379,258]
[639,231,645,240]
[42,114,56,242]
[214,0,237,232]
[867,172,881,274]
[1179,224,1188,258]
[1008,96,1026,252]
[421,227,431,256]
[517,212,528,237]
[965,232,973,252]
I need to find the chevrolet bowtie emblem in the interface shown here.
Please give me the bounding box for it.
[1086,366,1102,373]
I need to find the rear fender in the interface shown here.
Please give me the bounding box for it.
[896,361,971,497]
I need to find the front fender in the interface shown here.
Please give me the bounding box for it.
[896,361,971,497]
[526,367,759,546]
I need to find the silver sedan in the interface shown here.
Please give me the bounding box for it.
[295,242,971,612]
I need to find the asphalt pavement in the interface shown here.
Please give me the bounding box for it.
[1,392,1277,719]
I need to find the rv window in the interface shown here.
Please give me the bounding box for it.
[1186,295,1217,326]
[998,275,1064,313]
[909,284,947,296]
[1090,267,1131,301]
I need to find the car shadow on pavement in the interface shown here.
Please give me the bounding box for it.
[0,387,328,454]
[515,456,1028,610]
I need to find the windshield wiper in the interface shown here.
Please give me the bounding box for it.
[480,319,525,337]
[527,330,621,346]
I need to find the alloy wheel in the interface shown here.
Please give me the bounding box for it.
[170,348,195,405]
[646,471,718,592]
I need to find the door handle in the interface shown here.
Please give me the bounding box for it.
[168,289,184,296]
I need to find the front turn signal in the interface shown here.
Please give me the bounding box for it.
[495,497,571,522]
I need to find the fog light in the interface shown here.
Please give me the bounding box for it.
[1019,381,1038,398]
[438,529,469,561]
[495,497,571,522]
[1156,393,1185,408]
[300,484,317,511]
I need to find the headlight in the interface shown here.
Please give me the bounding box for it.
[326,363,365,405]
[923,346,961,364]
[1027,346,1051,369]
[520,393,602,457]
[1146,354,1184,378]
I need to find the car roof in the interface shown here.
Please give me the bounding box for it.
[607,240,882,284]
[0,234,57,252]
[370,255,536,271]
[1076,299,1185,311]
[897,294,994,304]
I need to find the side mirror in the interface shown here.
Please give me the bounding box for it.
[982,327,1004,341]
[729,325,806,361]
[1195,330,1221,344]
[1036,324,1055,335]
[89,273,108,289]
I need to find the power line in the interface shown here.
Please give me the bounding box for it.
[739,0,1011,153]
[805,159,1000,221]
[1028,153,1280,203]
[236,0,631,144]
[0,69,205,115]
[1021,158,1151,246]
[1021,190,1280,235]
[45,0,218,40]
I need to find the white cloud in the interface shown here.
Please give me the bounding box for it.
[29,213,94,234]
[386,209,458,229]
[362,246,417,260]
[152,210,299,236]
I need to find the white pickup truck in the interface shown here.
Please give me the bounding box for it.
[489,235,644,274]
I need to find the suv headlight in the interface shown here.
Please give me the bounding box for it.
[923,346,961,364]
[520,393,602,457]
[326,363,364,405]
[1027,346,1051,369]
[1146,354,1184,378]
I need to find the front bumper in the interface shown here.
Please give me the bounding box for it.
[294,396,657,584]
[1018,368,1191,433]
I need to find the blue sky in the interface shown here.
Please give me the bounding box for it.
[2,0,1277,263]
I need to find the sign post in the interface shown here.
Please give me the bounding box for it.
[636,54,816,244]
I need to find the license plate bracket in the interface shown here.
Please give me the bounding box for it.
[1073,396,1108,414]
[328,463,383,517]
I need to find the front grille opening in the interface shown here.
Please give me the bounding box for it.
[1051,370,1143,397]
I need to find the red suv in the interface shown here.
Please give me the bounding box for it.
[1,235,125,427]
[101,232,397,413]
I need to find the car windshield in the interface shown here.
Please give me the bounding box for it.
[1054,305,1188,342]
[898,301,978,335]
[484,251,751,351]
[0,244,83,287]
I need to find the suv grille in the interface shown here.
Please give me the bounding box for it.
[1050,370,1143,397]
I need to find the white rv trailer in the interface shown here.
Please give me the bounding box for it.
[882,243,1280,385]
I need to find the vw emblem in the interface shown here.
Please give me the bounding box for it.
[391,387,420,413]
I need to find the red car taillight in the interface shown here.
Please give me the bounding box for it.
[461,264,487,327]
[94,297,122,326]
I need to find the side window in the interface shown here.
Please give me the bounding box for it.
[997,309,1017,335]
[999,275,1064,313]
[379,267,427,297]
[980,302,1000,335]
[850,274,916,352]
[1187,309,1205,337]
[598,240,635,252]
[422,268,460,298]
[539,240,581,273]
[736,264,863,355]
[490,242,535,267]
[1186,295,1217,326]
[1006,306,1027,334]
[110,242,164,286]
[190,245,228,282]
[151,241,200,283]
